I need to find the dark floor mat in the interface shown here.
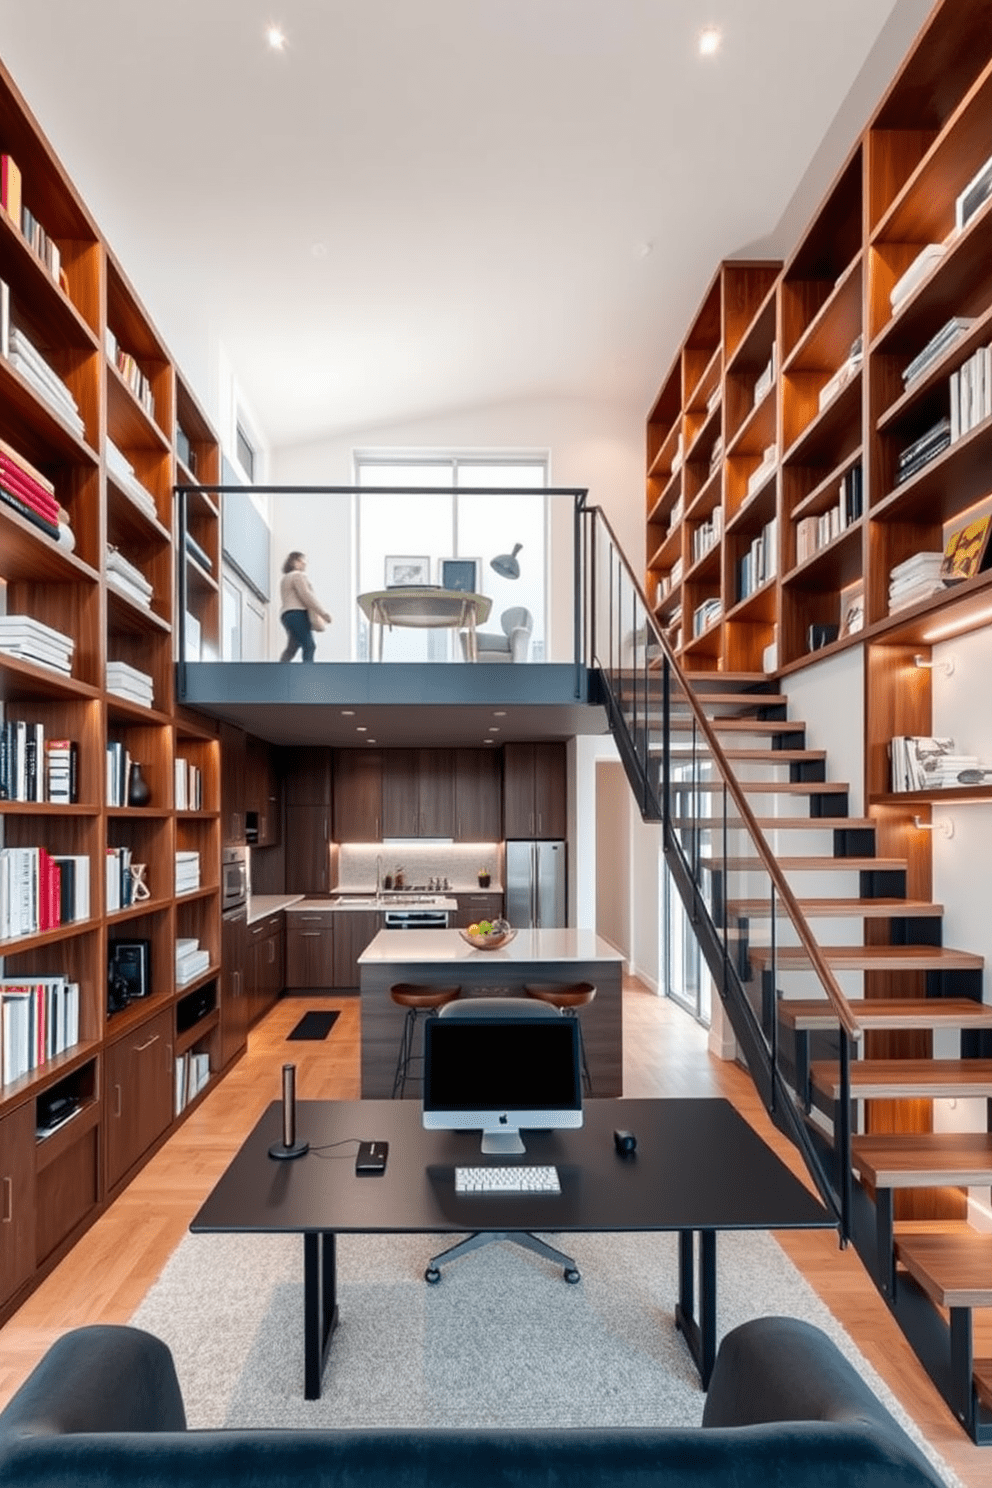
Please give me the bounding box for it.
[286,1010,340,1041]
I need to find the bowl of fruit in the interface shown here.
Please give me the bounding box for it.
[458,917,515,951]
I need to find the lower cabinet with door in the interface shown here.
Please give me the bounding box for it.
[246,912,284,1024]
[332,911,384,988]
[104,1006,174,1193]
[285,908,335,989]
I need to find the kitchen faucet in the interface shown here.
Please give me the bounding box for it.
[376,854,383,901]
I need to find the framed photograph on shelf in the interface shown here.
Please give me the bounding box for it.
[839,582,865,638]
[384,556,431,588]
[439,558,479,593]
[956,153,992,232]
[940,514,992,583]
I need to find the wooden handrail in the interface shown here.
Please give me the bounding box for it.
[584,501,863,1046]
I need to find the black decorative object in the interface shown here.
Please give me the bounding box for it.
[127,761,151,807]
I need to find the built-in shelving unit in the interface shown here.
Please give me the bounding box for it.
[0,55,223,1322]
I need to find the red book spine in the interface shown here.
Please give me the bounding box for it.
[38,847,54,932]
[49,861,61,932]
[0,459,59,517]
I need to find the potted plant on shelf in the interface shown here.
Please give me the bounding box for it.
[477,868,491,888]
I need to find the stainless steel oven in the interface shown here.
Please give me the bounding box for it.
[383,909,450,930]
[222,845,249,911]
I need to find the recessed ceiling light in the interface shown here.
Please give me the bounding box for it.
[311,241,328,259]
[266,24,287,51]
[356,726,367,732]
[341,710,355,716]
[483,739,495,745]
[698,26,721,56]
[493,711,507,717]
[488,727,500,733]
[367,739,377,745]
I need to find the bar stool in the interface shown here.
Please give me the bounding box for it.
[523,981,596,1093]
[389,983,461,1098]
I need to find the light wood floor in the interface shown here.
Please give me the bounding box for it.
[0,982,987,1483]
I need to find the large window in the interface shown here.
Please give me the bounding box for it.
[355,455,548,662]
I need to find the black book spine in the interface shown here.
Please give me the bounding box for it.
[0,721,9,801]
[69,741,79,804]
[0,485,60,539]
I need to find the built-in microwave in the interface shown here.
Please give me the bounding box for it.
[221,845,249,911]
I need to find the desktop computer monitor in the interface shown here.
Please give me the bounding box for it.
[422,1015,583,1155]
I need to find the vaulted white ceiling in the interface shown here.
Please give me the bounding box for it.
[0,1,924,449]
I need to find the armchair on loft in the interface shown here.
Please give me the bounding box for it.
[462,606,533,663]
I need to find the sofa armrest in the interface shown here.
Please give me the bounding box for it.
[508,627,531,663]
[702,1317,941,1484]
[0,1325,186,1439]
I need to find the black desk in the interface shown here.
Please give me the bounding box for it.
[191,1097,832,1399]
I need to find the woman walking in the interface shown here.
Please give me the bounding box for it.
[279,551,331,662]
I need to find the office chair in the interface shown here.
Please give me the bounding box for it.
[423,996,581,1285]
[460,606,533,662]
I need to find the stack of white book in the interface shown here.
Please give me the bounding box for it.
[949,342,992,442]
[105,546,154,609]
[754,344,776,406]
[747,444,777,498]
[890,736,983,792]
[106,660,154,708]
[106,439,159,522]
[175,1050,211,1114]
[888,552,946,613]
[175,851,200,895]
[0,615,73,674]
[175,936,210,986]
[890,242,948,311]
[174,757,203,811]
[1,977,80,1087]
[902,318,974,388]
[819,337,863,411]
[7,326,85,438]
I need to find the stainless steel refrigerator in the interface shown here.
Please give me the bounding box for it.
[505,840,567,928]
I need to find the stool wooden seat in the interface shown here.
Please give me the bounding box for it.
[389,983,461,1098]
[523,982,596,1092]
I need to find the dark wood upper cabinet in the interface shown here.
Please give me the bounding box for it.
[453,748,502,840]
[283,747,333,807]
[502,742,567,839]
[246,735,280,845]
[380,748,453,838]
[333,749,383,841]
[284,805,331,893]
[220,722,247,845]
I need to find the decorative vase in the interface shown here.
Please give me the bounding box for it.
[127,761,151,807]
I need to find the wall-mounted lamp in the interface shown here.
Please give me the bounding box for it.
[490,543,523,580]
[913,653,955,676]
[913,814,954,838]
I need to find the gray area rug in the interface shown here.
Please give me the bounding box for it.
[132,1227,957,1483]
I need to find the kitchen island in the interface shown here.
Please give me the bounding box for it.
[359,928,625,1097]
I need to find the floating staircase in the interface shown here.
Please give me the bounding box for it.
[670,669,992,1441]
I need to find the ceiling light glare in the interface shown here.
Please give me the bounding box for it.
[266,25,287,51]
[698,26,721,56]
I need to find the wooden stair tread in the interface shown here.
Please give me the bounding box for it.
[667,719,808,734]
[716,856,906,872]
[726,898,942,919]
[670,817,871,831]
[813,1059,992,1100]
[683,672,770,686]
[895,1231,992,1307]
[851,1131,992,1187]
[779,998,992,1032]
[737,780,848,794]
[682,748,826,763]
[751,944,982,971]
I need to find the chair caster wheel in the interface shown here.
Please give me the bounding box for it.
[425,1266,441,1284]
[564,1268,581,1284]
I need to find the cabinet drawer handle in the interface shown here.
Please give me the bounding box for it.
[2,1175,12,1223]
[301,931,320,938]
[114,1083,122,1118]
[134,1033,160,1053]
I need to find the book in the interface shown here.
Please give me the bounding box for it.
[940,514,992,583]
[0,155,22,225]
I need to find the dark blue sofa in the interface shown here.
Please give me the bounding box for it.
[0,1315,946,1487]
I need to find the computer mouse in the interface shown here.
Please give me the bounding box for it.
[613,1129,637,1156]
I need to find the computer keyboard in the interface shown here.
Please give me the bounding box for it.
[454,1164,561,1194]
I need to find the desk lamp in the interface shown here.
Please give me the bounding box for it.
[491,543,523,579]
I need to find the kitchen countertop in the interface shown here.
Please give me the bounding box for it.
[246,893,303,925]
[284,895,459,913]
[359,927,624,963]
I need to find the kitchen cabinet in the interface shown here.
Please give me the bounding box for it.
[284,805,331,894]
[285,910,335,989]
[332,911,384,988]
[220,723,247,845]
[381,748,453,838]
[284,747,332,807]
[502,742,567,839]
[453,892,505,929]
[220,905,248,1067]
[105,1007,174,1191]
[0,1101,35,1307]
[246,736,280,846]
[247,912,284,1024]
[333,749,383,841]
[453,748,502,840]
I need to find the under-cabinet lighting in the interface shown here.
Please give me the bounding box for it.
[913,815,954,838]
[698,27,722,56]
[921,606,992,642]
[913,653,955,676]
